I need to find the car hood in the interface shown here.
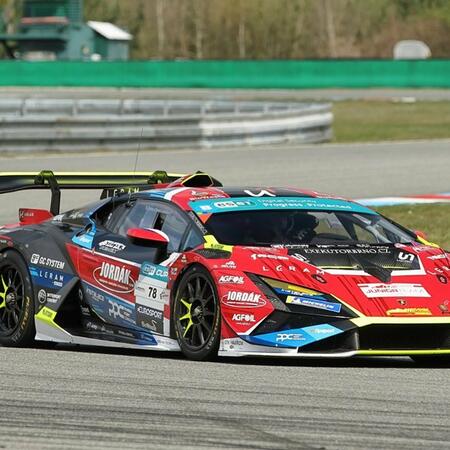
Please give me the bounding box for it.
[228,243,450,317]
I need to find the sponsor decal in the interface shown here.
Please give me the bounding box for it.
[140,262,168,281]
[187,211,208,234]
[218,275,245,284]
[245,324,343,348]
[250,254,289,261]
[286,295,342,313]
[231,313,256,325]
[46,293,61,304]
[214,200,253,209]
[135,261,169,322]
[37,289,61,305]
[188,190,224,201]
[93,262,135,294]
[291,253,309,263]
[190,197,377,215]
[276,332,306,342]
[137,305,163,320]
[85,285,106,303]
[438,302,450,314]
[19,210,32,220]
[397,251,415,263]
[37,289,46,304]
[243,189,276,197]
[428,254,447,261]
[73,231,95,249]
[411,244,435,252]
[303,247,390,255]
[359,283,430,298]
[30,267,69,289]
[222,291,266,308]
[386,308,432,316]
[274,287,306,296]
[72,221,97,249]
[437,275,448,284]
[136,304,164,334]
[116,329,135,339]
[112,187,139,197]
[98,240,126,254]
[223,338,245,348]
[221,261,237,269]
[312,274,327,284]
[30,253,65,270]
[108,299,134,323]
[68,211,85,219]
[305,325,340,337]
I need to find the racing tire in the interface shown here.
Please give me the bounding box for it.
[0,251,35,347]
[411,355,450,367]
[173,265,221,361]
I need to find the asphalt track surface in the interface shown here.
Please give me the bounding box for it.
[1,139,450,223]
[1,141,450,450]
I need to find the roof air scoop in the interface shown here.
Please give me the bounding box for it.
[168,171,222,188]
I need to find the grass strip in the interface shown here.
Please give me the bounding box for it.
[333,101,450,143]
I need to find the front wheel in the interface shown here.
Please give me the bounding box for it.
[173,265,220,361]
[411,355,450,367]
[0,251,35,347]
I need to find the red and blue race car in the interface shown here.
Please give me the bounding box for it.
[0,170,449,363]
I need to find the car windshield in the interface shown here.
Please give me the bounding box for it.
[204,210,415,246]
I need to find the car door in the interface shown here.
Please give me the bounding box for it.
[78,197,196,334]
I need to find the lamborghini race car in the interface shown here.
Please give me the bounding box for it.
[0,170,449,363]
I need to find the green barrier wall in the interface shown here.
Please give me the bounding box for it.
[0,60,449,88]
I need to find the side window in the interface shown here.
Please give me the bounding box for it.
[181,226,204,251]
[156,206,190,253]
[103,202,130,231]
[105,199,192,253]
[117,201,158,236]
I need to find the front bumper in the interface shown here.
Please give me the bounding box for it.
[220,317,450,357]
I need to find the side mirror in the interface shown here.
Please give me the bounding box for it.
[127,228,169,247]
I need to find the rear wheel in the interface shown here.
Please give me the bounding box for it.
[173,265,220,361]
[0,251,35,347]
[411,355,450,367]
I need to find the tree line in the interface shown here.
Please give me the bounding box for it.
[1,0,450,59]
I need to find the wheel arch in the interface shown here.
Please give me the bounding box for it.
[169,261,214,339]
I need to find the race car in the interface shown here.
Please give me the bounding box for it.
[0,170,449,363]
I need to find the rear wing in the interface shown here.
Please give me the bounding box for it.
[0,170,183,215]
[0,170,222,216]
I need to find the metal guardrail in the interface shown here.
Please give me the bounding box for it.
[0,99,332,152]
